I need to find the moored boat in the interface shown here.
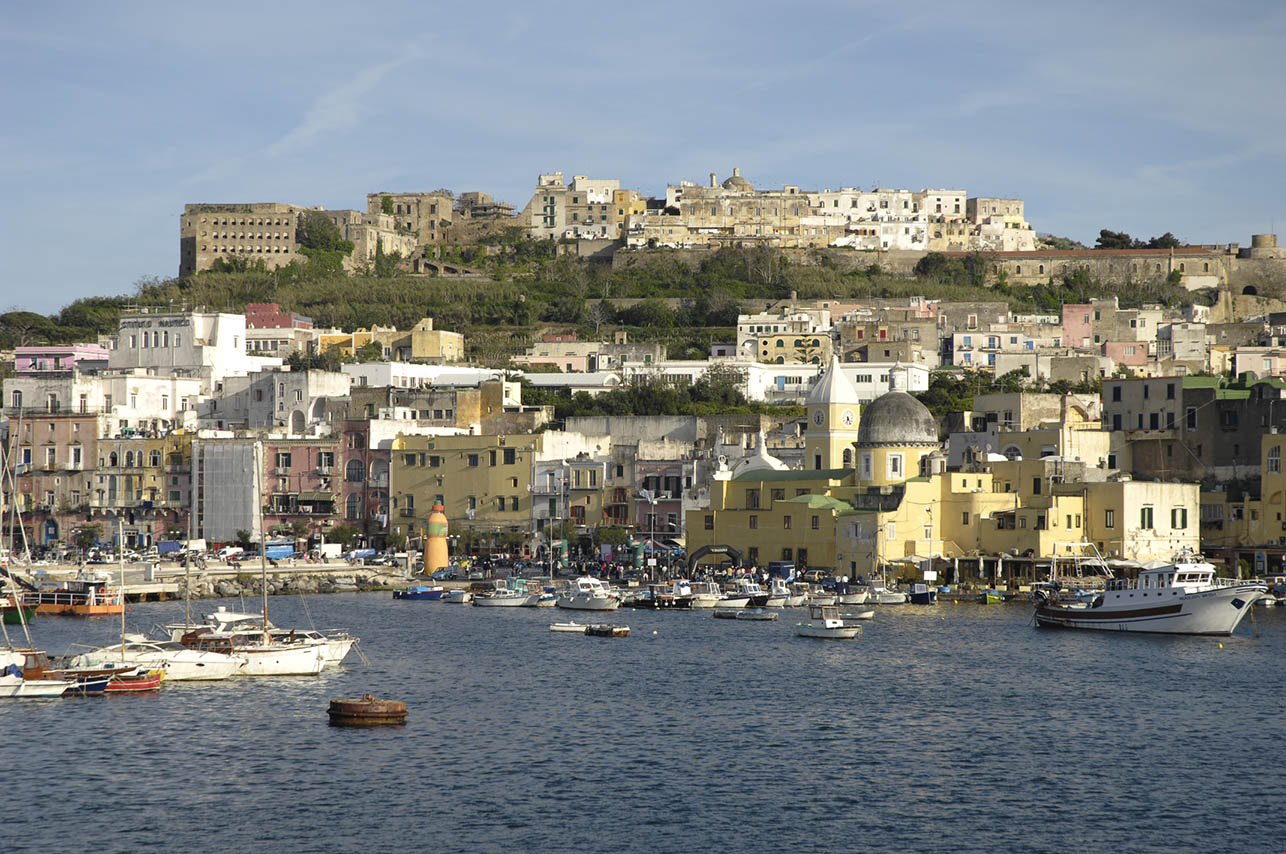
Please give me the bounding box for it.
[23,569,123,617]
[794,605,861,639]
[1034,551,1266,635]
[393,585,447,600]
[687,581,723,609]
[69,636,244,681]
[908,583,936,605]
[584,624,629,637]
[556,576,620,611]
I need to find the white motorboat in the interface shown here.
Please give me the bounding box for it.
[0,649,70,698]
[835,579,871,605]
[1034,551,1266,635]
[804,586,837,606]
[869,580,908,604]
[794,605,861,639]
[839,605,876,620]
[787,582,811,608]
[68,635,244,681]
[732,579,770,607]
[445,589,472,604]
[687,581,723,609]
[556,576,620,611]
[549,622,588,634]
[764,578,792,608]
[472,581,530,607]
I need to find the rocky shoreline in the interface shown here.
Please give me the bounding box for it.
[172,570,412,600]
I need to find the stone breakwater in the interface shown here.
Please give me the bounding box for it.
[174,570,410,600]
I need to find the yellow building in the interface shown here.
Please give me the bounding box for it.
[405,317,465,363]
[391,433,538,543]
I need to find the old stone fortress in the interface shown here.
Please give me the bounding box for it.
[7,167,1286,581]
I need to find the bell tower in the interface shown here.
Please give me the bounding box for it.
[804,356,862,470]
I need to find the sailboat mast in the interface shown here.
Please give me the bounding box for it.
[258,440,268,641]
[119,518,126,661]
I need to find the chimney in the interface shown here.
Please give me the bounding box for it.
[733,167,741,177]
[710,172,717,188]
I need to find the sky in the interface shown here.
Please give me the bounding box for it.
[3,0,1284,314]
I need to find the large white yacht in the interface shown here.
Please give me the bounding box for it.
[557,576,620,611]
[1034,551,1265,635]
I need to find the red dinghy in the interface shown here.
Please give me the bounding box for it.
[105,668,163,692]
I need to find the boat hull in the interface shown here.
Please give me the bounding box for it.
[238,643,326,676]
[472,595,529,607]
[0,675,70,698]
[1035,585,1264,635]
[556,596,620,611]
[795,625,861,639]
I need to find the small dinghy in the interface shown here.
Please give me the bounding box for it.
[550,622,588,634]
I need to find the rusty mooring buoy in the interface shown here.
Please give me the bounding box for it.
[328,693,408,726]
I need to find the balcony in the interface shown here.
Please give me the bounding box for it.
[399,508,416,518]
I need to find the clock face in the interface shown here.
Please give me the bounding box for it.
[812,409,825,426]
[841,408,855,427]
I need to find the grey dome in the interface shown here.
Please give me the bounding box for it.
[721,167,753,191]
[857,391,939,446]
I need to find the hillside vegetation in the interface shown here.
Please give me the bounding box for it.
[2,242,1200,362]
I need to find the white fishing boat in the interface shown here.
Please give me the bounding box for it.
[0,649,70,698]
[687,581,723,609]
[786,582,811,608]
[869,579,908,604]
[68,635,243,681]
[445,588,472,604]
[764,577,792,608]
[804,586,837,606]
[556,576,620,611]
[1034,550,1266,635]
[472,580,530,607]
[835,579,871,605]
[839,605,876,620]
[795,605,861,639]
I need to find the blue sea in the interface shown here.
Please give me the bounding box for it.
[3,594,1283,853]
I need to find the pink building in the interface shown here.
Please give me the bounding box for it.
[1061,304,1094,350]
[261,437,340,544]
[1103,340,1148,367]
[14,344,109,375]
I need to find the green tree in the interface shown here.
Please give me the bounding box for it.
[1146,232,1182,249]
[1095,229,1135,249]
[297,211,354,254]
[75,524,102,551]
[381,195,394,215]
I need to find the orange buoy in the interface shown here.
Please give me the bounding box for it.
[328,693,408,726]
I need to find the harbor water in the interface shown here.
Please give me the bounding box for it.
[4,594,1284,853]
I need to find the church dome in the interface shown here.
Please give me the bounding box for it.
[721,167,753,192]
[856,391,939,446]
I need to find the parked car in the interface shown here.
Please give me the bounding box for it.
[431,568,459,581]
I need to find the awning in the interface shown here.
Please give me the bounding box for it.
[297,492,335,502]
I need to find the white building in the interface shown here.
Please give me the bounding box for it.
[623,359,928,404]
[342,362,504,390]
[108,310,280,387]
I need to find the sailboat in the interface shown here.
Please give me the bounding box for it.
[190,442,324,676]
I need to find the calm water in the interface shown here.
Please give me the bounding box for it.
[3,593,1283,853]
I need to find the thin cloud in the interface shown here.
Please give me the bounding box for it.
[265,49,423,157]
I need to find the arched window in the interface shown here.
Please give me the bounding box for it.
[109,452,118,467]
[1015,265,1022,274]
[842,448,854,468]
[346,493,363,520]
[345,459,365,482]
[124,451,134,467]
